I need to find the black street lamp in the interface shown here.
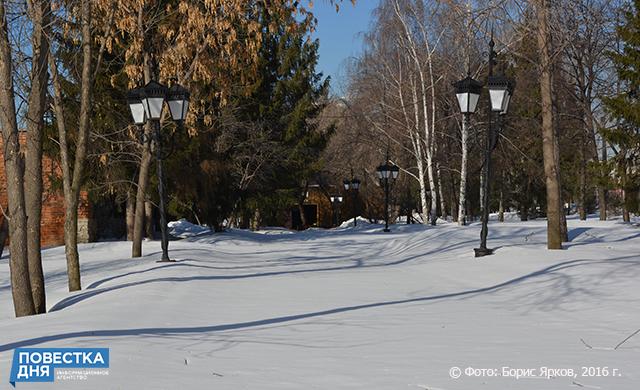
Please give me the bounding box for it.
[376,155,400,232]
[454,37,514,257]
[330,195,343,227]
[343,176,360,227]
[127,80,190,262]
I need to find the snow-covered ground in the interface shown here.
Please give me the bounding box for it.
[0,216,639,389]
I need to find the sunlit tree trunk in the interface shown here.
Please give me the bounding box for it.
[458,114,469,225]
[132,3,153,258]
[0,0,35,316]
[145,199,154,239]
[536,0,563,249]
[24,0,51,313]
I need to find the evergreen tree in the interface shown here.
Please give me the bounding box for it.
[603,0,640,216]
[606,0,640,129]
[166,4,333,230]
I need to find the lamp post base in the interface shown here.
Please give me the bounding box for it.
[474,247,494,257]
[156,259,176,263]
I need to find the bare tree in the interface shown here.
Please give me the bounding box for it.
[23,0,51,313]
[49,0,113,290]
[558,0,620,221]
[0,0,35,316]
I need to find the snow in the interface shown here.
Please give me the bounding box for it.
[0,216,639,389]
[168,219,211,238]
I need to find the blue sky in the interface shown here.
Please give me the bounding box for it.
[311,0,379,96]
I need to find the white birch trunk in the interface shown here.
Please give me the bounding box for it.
[458,115,469,225]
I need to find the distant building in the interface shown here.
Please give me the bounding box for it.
[0,133,95,247]
[288,184,334,230]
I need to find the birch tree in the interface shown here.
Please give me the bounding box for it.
[344,5,430,220]
[392,0,442,225]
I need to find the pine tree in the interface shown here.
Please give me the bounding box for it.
[605,0,640,128]
[603,0,640,218]
[230,7,333,229]
[164,4,332,230]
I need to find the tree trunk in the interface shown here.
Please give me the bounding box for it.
[536,0,563,249]
[578,140,587,220]
[23,0,51,313]
[449,175,458,223]
[621,157,630,222]
[407,75,428,222]
[298,180,309,228]
[132,7,153,257]
[0,0,35,316]
[126,190,135,240]
[48,0,92,291]
[66,0,92,291]
[437,163,446,220]
[598,139,607,220]
[145,199,154,239]
[0,214,8,259]
[554,118,568,243]
[132,136,152,257]
[426,156,437,225]
[458,114,469,225]
[252,208,261,231]
[63,202,80,289]
[584,93,607,221]
[499,190,504,222]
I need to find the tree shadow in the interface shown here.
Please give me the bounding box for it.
[568,227,591,241]
[53,235,477,311]
[4,255,639,352]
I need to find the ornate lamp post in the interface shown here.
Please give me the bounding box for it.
[376,156,399,232]
[453,37,514,257]
[343,176,360,227]
[127,80,190,262]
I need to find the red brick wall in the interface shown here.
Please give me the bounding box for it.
[0,133,91,247]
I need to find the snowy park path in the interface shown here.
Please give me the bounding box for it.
[0,218,639,389]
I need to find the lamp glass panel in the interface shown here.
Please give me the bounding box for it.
[391,169,399,179]
[456,92,480,113]
[167,100,184,121]
[183,101,189,120]
[129,102,146,125]
[489,89,507,112]
[141,98,151,119]
[144,97,165,119]
[468,93,480,113]
[456,93,468,113]
[500,93,511,114]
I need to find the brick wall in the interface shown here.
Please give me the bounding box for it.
[0,133,92,247]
